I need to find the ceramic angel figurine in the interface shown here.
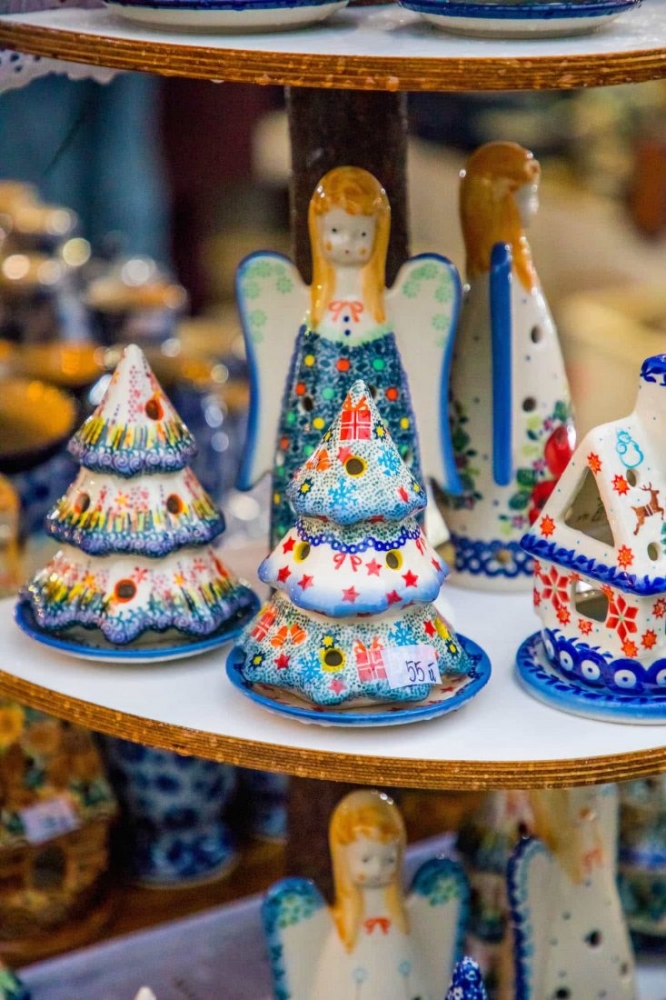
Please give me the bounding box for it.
[236,165,462,545]
[508,785,636,1000]
[263,789,468,1000]
[443,142,575,590]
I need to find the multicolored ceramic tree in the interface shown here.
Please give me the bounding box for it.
[236,380,474,707]
[22,344,257,645]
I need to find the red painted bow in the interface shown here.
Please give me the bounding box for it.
[364,917,391,935]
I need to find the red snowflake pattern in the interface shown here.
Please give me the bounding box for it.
[556,605,571,626]
[587,453,602,474]
[642,630,658,650]
[540,565,569,611]
[578,620,593,635]
[533,588,542,608]
[621,639,638,658]
[617,546,634,570]
[653,598,666,619]
[612,474,629,496]
[606,594,639,642]
[540,515,556,538]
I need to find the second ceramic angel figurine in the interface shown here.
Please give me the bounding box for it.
[236,165,462,545]
[263,789,468,1000]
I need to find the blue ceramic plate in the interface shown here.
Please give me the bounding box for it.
[15,595,260,664]
[516,632,666,724]
[397,0,641,38]
[105,0,348,32]
[226,635,490,727]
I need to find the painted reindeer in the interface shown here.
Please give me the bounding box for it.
[632,483,665,536]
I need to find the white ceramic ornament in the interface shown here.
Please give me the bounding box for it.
[18,344,258,647]
[443,142,575,592]
[519,353,666,722]
[236,165,462,548]
[508,785,636,1000]
[263,789,468,1000]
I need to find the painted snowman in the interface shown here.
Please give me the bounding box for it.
[443,142,575,591]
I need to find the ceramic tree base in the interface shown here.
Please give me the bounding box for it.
[516,632,666,724]
[226,635,490,727]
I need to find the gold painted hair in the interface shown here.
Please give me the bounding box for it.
[329,789,408,952]
[308,166,390,327]
[459,141,540,292]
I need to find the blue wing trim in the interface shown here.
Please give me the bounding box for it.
[235,250,294,492]
[490,243,513,488]
[507,836,549,1000]
[262,877,327,1000]
[410,856,469,964]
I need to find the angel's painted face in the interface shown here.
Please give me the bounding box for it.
[516,180,539,229]
[319,208,376,266]
[346,835,399,888]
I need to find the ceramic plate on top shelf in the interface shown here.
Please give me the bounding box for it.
[397,0,641,38]
[15,595,260,664]
[105,0,347,32]
[516,632,666,724]
[226,636,490,727]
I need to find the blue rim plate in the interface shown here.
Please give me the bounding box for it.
[15,595,260,664]
[398,0,639,17]
[516,632,666,725]
[107,0,339,9]
[225,635,490,727]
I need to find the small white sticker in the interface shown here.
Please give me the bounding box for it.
[19,796,80,845]
[381,645,440,690]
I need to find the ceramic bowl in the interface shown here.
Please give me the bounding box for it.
[397,0,642,38]
[104,0,349,32]
[0,377,77,474]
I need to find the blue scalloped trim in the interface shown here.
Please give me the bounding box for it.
[400,0,639,17]
[453,535,533,579]
[540,627,666,696]
[521,534,665,596]
[68,439,197,478]
[46,515,225,558]
[507,837,547,1000]
[410,856,469,966]
[296,520,422,555]
[262,877,326,1000]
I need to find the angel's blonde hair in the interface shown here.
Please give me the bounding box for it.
[459,141,540,292]
[329,789,408,952]
[308,166,390,328]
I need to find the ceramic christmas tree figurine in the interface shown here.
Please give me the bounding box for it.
[236,165,462,546]
[263,789,469,1000]
[445,958,488,1000]
[518,354,666,722]
[18,344,258,649]
[228,381,490,718]
[508,785,636,1000]
[443,142,575,590]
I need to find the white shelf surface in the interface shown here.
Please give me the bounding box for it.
[1,1,666,90]
[3,577,666,788]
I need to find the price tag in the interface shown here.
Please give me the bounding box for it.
[19,796,80,845]
[381,644,440,690]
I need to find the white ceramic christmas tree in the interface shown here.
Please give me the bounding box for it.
[19,344,258,649]
[228,380,490,718]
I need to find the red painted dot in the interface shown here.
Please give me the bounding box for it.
[385,386,399,402]
[295,383,306,396]
[336,359,351,373]
[279,437,289,451]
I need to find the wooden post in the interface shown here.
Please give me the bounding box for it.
[284,86,410,894]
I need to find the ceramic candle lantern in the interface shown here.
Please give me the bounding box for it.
[443,142,575,591]
[227,381,490,723]
[508,785,636,1000]
[518,354,666,722]
[263,789,469,1000]
[236,165,463,548]
[16,344,258,656]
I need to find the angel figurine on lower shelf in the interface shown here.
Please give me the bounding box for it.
[236,165,462,546]
[263,789,468,1000]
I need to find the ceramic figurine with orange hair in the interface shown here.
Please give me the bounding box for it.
[443,141,576,590]
[236,165,462,546]
[262,789,468,1000]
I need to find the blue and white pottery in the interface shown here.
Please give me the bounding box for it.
[101,737,237,886]
[236,768,288,842]
[397,0,642,39]
[618,777,666,939]
[105,0,349,32]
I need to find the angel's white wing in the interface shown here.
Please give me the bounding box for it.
[236,252,309,489]
[387,253,462,495]
[407,856,469,998]
[507,837,555,1000]
[262,877,332,1000]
